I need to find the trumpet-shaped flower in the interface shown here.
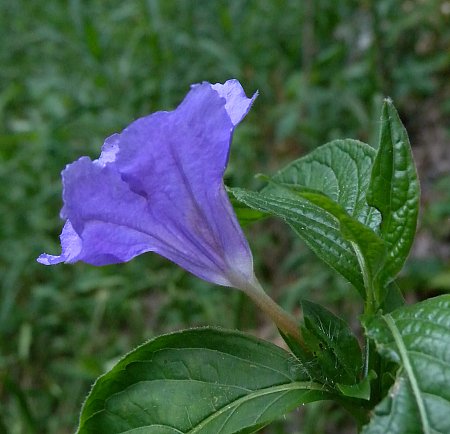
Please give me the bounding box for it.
[38,80,304,341]
[38,80,258,290]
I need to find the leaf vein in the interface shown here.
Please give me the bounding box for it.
[384,314,431,434]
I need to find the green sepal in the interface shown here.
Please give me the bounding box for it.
[281,300,363,387]
[300,300,363,386]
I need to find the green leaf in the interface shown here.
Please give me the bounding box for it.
[229,194,268,226]
[367,99,420,286]
[297,190,387,295]
[380,282,405,313]
[280,299,363,388]
[337,370,377,400]
[270,139,380,231]
[231,138,382,298]
[232,185,364,296]
[77,328,330,434]
[300,300,363,386]
[362,295,450,434]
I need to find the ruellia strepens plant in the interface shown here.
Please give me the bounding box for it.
[40,80,449,434]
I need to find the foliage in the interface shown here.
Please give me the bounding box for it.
[78,329,328,433]
[362,296,450,434]
[74,99,448,433]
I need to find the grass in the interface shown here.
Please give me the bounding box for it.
[1,0,449,432]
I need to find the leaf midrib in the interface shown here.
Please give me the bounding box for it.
[383,314,430,434]
[188,381,326,433]
[109,381,325,434]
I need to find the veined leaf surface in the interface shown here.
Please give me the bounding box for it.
[77,328,329,434]
[367,100,420,286]
[363,295,450,434]
[232,139,382,297]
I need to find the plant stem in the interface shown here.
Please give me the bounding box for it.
[363,336,370,379]
[242,278,305,347]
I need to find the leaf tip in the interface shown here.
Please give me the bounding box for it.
[381,97,402,123]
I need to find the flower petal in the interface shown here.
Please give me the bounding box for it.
[211,79,257,126]
[39,80,256,289]
[37,221,82,265]
[97,133,120,166]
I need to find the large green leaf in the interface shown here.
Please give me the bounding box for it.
[367,99,420,286]
[77,328,329,434]
[362,295,450,434]
[231,138,382,297]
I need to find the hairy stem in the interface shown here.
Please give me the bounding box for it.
[242,278,304,346]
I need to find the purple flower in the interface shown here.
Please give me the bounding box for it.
[38,80,258,290]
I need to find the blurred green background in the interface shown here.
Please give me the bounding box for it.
[1,1,449,433]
